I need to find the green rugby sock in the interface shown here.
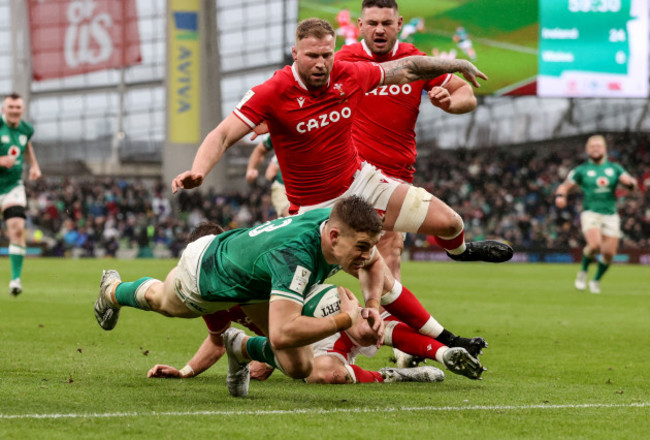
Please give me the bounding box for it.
[9,253,24,280]
[594,261,610,281]
[246,337,279,369]
[9,244,25,280]
[580,254,593,272]
[115,277,154,309]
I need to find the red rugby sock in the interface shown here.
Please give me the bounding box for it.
[349,365,383,383]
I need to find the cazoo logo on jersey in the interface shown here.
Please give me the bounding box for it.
[28,0,141,81]
[296,107,352,133]
[366,84,413,96]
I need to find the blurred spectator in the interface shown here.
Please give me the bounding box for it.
[11,134,648,258]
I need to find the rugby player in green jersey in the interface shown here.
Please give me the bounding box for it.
[0,93,42,296]
[555,135,638,294]
[95,196,386,395]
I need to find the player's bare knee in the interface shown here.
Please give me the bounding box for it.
[437,211,463,238]
[8,228,25,242]
[282,358,313,379]
[601,251,615,263]
[586,245,601,256]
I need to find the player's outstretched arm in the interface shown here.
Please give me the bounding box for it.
[171,113,251,193]
[381,56,487,88]
[147,333,226,378]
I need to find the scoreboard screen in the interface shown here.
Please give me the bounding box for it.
[538,0,649,97]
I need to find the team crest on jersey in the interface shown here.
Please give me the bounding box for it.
[18,135,27,146]
[597,177,609,187]
[587,170,596,177]
[8,145,19,156]
[236,89,255,109]
[326,266,341,278]
[289,265,312,294]
[1,135,8,144]
[297,97,305,108]
[605,168,614,176]
[333,83,345,96]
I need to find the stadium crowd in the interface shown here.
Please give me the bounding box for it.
[20,177,276,258]
[412,134,650,251]
[9,134,650,258]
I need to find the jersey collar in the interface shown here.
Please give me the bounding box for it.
[361,39,399,59]
[291,63,330,92]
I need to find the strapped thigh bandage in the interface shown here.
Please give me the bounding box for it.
[393,186,432,233]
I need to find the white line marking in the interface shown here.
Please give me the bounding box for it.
[1,402,648,420]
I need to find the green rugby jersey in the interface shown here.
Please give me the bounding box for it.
[567,159,627,215]
[0,117,34,193]
[198,208,341,305]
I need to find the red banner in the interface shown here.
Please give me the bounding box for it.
[28,0,141,81]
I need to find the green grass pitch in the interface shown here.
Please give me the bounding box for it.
[1,258,649,439]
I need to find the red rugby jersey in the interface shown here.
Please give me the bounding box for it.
[336,40,451,182]
[233,61,384,206]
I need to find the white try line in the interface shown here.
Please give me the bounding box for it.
[1,402,648,420]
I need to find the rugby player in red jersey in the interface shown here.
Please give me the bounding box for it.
[335,1,492,365]
[171,18,510,349]
[337,0,481,280]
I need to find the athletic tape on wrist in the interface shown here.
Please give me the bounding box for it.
[179,365,194,377]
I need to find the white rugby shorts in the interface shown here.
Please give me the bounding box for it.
[174,234,235,315]
[297,162,401,214]
[0,184,27,210]
[580,210,622,238]
[270,181,290,217]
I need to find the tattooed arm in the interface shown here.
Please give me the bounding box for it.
[380,56,487,88]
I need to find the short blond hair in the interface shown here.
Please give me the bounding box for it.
[586,134,607,150]
[296,18,335,41]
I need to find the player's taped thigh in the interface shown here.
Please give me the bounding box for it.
[393,186,432,233]
[3,205,26,220]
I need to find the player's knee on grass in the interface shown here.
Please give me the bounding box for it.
[277,351,313,379]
